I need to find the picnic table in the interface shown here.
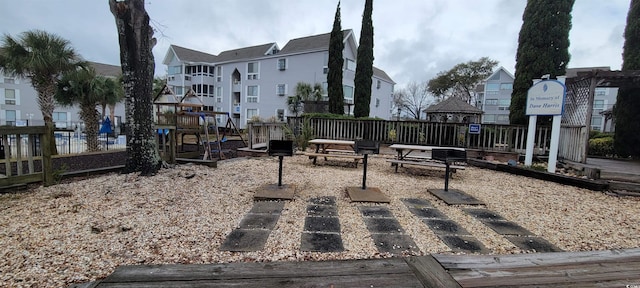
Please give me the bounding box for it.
[387,144,466,173]
[304,139,364,166]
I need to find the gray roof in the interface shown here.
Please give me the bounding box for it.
[425,97,482,114]
[216,43,276,62]
[373,66,394,84]
[171,45,217,63]
[279,30,352,54]
[565,67,611,78]
[89,61,121,77]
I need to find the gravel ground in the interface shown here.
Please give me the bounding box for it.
[1,154,639,287]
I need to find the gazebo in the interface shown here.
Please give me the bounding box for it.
[424,97,483,123]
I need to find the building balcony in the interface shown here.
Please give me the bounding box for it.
[232,82,241,93]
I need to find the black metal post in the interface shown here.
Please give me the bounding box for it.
[278,155,284,187]
[444,161,450,191]
[362,154,368,189]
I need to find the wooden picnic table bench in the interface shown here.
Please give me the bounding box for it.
[388,144,466,173]
[305,139,363,167]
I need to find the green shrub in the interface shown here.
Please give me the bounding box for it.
[589,130,613,139]
[589,136,615,157]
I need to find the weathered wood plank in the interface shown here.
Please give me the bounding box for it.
[97,272,422,287]
[434,248,640,269]
[405,256,461,288]
[304,153,364,159]
[453,260,640,287]
[386,159,465,170]
[102,258,413,283]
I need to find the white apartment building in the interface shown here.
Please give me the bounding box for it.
[477,67,617,132]
[162,29,395,129]
[0,62,125,130]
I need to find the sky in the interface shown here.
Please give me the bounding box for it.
[0,0,631,89]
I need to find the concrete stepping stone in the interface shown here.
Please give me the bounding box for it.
[423,219,471,236]
[438,235,490,254]
[220,200,285,252]
[359,206,419,255]
[481,220,533,236]
[505,236,563,252]
[463,208,506,221]
[403,198,488,253]
[428,189,484,205]
[462,208,563,252]
[300,196,344,252]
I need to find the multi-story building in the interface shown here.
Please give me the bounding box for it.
[162,29,395,128]
[478,67,514,125]
[0,62,124,129]
[477,66,617,132]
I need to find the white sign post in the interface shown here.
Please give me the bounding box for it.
[525,77,566,173]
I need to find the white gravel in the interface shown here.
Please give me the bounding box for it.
[1,154,639,287]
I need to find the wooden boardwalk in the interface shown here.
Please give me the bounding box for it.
[80,248,640,287]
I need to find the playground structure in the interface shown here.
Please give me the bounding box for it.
[154,86,246,163]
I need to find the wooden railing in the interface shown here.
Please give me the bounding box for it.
[281,117,551,153]
[0,125,53,188]
[247,122,289,149]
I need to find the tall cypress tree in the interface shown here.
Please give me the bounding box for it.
[353,0,374,118]
[328,1,345,115]
[614,0,640,158]
[510,0,575,125]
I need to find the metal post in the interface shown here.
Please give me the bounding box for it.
[278,155,284,187]
[444,162,450,191]
[362,154,368,189]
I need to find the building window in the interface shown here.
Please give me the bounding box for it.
[323,52,329,74]
[247,85,258,103]
[5,89,15,105]
[246,108,258,122]
[345,59,356,71]
[375,98,380,107]
[343,85,354,103]
[247,62,259,80]
[277,84,286,96]
[168,65,182,75]
[4,77,15,84]
[277,109,285,121]
[277,59,287,70]
[485,99,498,105]
[216,86,222,103]
[486,83,500,91]
[216,66,222,82]
[53,111,67,128]
[594,99,605,109]
[483,114,496,123]
[376,80,381,89]
[595,88,607,97]
[174,86,183,95]
[498,99,510,110]
[497,115,509,122]
[5,110,16,126]
[500,83,513,90]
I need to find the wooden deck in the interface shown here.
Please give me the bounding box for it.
[81,248,640,287]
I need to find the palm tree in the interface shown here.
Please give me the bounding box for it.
[98,76,124,122]
[55,66,104,152]
[0,30,80,153]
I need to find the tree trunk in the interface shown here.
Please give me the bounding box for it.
[80,104,101,152]
[110,0,160,175]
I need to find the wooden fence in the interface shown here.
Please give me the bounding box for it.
[247,118,552,153]
[0,125,53,188]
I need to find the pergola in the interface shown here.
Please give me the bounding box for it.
[424,97,483,123]
[561,69,640,163]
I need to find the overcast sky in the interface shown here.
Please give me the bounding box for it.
[0,0,631,89]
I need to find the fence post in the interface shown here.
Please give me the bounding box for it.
[42,123,53,186]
